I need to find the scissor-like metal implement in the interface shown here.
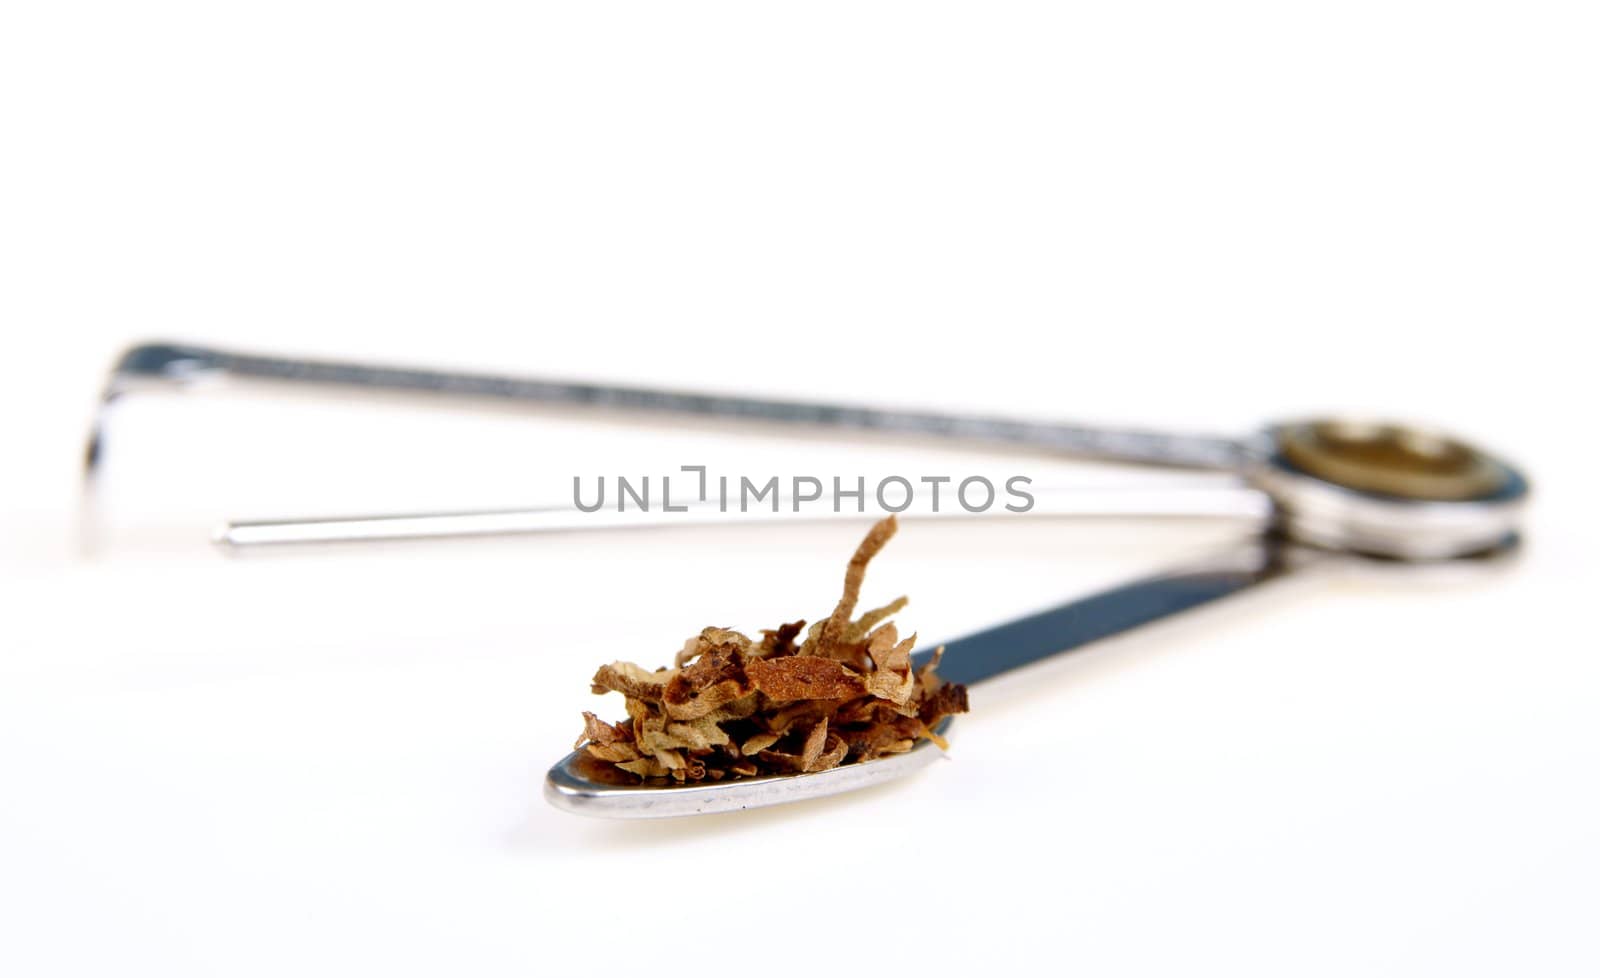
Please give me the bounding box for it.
[86,342,1531,817]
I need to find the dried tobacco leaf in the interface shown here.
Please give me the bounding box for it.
[573,515,970,782]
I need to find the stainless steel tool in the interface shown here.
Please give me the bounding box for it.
[546,538,1313,818]
[90,342,1525,560]
[86,342,1530,818]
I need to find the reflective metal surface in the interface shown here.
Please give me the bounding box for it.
[928,537,1296,687]
[545,539,1297,817]
[216,485,1272,549]
[1275,419,1509,501]
[1248,422,1528,560]
[87,341,1249,483]
[80,342,1535,817]
[88,343,1531,564]
[546,720,954,818]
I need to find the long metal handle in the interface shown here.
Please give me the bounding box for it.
[919,536,1303,686]
[214,484,1273,549]
[91,342,1251,476]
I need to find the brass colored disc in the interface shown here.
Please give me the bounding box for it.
[1276,421,1507,502]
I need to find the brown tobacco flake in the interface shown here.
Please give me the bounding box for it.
[572,515,970,783]
[663,646,753,720]
[746,655,867,702]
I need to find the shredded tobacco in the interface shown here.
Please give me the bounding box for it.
[574,515,969,782]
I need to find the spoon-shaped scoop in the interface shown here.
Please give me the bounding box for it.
[545,539,1294,818]
[545,418,1529,818]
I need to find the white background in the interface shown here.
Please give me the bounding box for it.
[3,3,1597,975]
